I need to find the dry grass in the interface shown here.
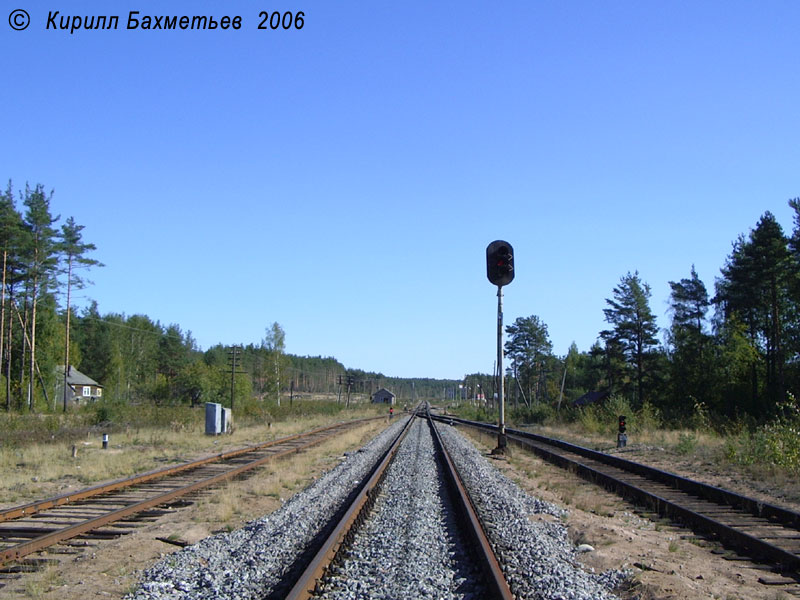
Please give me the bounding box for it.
[0,412,383,510]
[188,421,386,531]
[22,566,63,599]
[531,422,723,454]
[0,415,389,600]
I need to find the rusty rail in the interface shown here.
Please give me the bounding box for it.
[435,414,800,574]
[285,414,416,599]
[285,407,514,599]
[1,417,379,523]
[426,409,514,600]
[0,417,380,566]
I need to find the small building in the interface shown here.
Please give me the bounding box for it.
[371,388,396,405]
[573,390,609,407]
[55,365,104,406]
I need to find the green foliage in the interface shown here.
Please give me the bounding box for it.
[573,395,661,436]
[234,397,350,425]
[450,404,496,424]
[505,315,553,406]
[637,401,662,432]
[724,395,800,473]
[675,432,698,455]
[0,409,94,446]
[715,211,798,413]
[509,402,555,425]
[600,271,660,406]
[88,398,200,431]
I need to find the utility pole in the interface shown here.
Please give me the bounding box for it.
[558,360,568,412]
[346,375,354,408]
[227,346,244,409]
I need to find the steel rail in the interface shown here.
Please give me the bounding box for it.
[284,414,417,600]
[0,416,380,523]
[435,415,800,572]
[0,417,380,566]
[426,410,515,599]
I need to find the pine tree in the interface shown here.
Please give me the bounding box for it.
[601,271,660,406]
[504,315,553,406]
[668,266,713,414]
[716,212,795,409]
[21,184,59,410]
[0,183,24,410]
[58,216,102,410]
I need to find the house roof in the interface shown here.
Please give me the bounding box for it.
[372,388,395,397]
[55,365,103,388]
[573,390,608,407]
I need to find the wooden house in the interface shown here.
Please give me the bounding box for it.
[371,388,396,405]
[55,365,104,406]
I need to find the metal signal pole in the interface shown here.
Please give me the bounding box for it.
[494,285,507,454]
[486,240,514,456]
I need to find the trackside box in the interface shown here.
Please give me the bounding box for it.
[205,402,222,435]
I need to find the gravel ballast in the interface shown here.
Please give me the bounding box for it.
[128,415,629,600]
[317,417,485,599]
[127,417,410,600]
[439,423,628,600]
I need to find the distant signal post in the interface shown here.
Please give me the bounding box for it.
[486,240,514,455]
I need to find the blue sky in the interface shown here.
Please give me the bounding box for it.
[2,1,799,378]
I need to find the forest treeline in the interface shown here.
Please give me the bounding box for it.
[498,199,800,425]
[0,181,460,412]
[4,180,800,426]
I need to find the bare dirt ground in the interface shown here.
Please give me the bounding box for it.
[4,419,800,600]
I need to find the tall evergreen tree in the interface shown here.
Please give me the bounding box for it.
[0,183,25,410]
[669,266,710,333]
[73,301,112,384]
[58,216,102,410]
[21,184,59,410]
[716,212,795,409]
[668,266,714,413]
[157,324,191,399]
[504,315,553,406]
[600,271,660,406]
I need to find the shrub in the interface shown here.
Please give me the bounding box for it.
[675,432,698,455]
[510,402,554,425]
[723,395,800,474]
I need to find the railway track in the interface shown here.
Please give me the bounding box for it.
[284,407,512,599]
[126,408,622,599]
[0,416,380,575]
[434,414,800,587]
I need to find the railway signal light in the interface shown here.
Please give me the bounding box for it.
[486,240,515,287]
[617,415,627,448]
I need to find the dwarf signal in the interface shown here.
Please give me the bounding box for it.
[617,415,627,448]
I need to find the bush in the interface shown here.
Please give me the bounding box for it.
[675,432,698,455]
[572,396,663,437]
[723,395,800,474]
